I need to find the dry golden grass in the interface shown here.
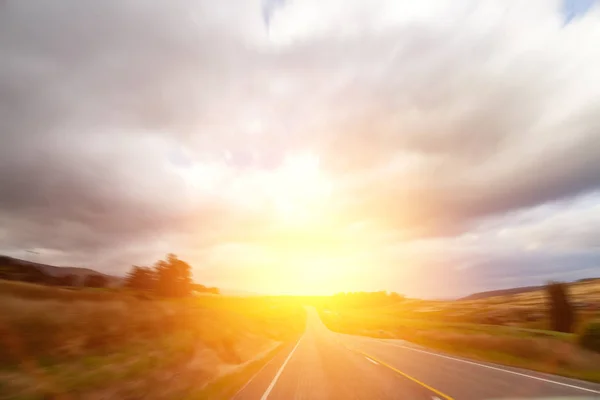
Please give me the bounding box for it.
[319,298,600,383]
[460,280,600,308]
[0,280,306,399]
[384,280,600,333]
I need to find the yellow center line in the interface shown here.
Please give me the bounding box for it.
[352,347,456,400]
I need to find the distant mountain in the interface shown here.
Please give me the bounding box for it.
[0,255,123,287]
[577,277,600,283]
[460,285,542,301]
[460,277,600,301]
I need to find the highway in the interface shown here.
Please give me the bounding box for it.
[233,308,600,400]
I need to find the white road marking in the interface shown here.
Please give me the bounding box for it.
[231,348,281,400]
[432,397,441,400]
[380,341,600,395]
[365,356,379,365]
[260,336,303,400]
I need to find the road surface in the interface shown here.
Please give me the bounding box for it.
[233,308,600,400]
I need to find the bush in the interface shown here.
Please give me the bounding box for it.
[580,320,600,353]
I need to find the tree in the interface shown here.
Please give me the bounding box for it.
[546,281,575,333]
[125,266,156,291]
[154,254,191,297]
[331,291,405,308]
[84,274,107,288]
[389,292,405,303]
[207,286,219,294]
[125,255,216,298]
[192,283,220,295]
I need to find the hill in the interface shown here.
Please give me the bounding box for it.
[0,255,122,286]
[460,285,543,301]
[460,277,600,301]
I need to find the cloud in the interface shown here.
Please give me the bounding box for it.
[1,0,600,296]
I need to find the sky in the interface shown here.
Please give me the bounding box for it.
[1,0,600,298]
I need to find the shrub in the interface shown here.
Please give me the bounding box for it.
[579,320,600,353]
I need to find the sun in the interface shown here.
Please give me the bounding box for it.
[172,150,360,296]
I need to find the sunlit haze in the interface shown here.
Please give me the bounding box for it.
[1,0,600,297]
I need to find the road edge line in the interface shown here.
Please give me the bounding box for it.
[230,342,289,400]
[260,335,303,400]
[354,349,455,400]
[381,341,600,395]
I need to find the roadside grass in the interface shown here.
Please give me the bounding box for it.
[0,279,127,302]
[319,307,600,383]
[321,306,575,340]
[189,343,285,400]
[0,279,306,399]
[364,280,598,332]
[445,280,600,328]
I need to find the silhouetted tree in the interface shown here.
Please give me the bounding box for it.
[546,281,575,333]
[0,263,50,283]
[84,274,107,288]
[389,292,405,302]
[192,283,220,294]
[125,255,216,298]
[207,286,219,295]
[155,254,191,297]
[331,291,405,308]
[126,266,156,291]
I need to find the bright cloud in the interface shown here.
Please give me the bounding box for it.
[1,0,600,296]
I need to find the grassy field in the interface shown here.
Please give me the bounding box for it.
[0,280,306,399]
[444,279,600,330]
[318,282,600,383]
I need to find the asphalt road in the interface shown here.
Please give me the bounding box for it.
[233,308,600,400]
